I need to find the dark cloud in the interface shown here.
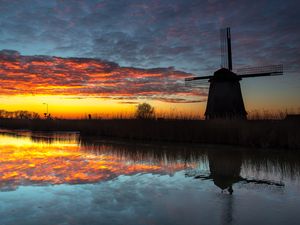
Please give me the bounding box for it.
[118,101,139,105]
[0,0,299,75]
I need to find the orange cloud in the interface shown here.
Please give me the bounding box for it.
[0,50,206,103]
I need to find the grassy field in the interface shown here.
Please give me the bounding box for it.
[0,118,299,149]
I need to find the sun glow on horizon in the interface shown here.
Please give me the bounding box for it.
[0,51,297,119]
[0,94,203,119]
[0,93,296,119]
[0,50,206,118]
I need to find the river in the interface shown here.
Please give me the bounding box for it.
[0,130,299,225]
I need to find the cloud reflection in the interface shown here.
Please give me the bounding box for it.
[0,133,194,191]
[1,130,299,192]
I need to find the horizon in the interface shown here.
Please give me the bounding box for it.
[0,0,299,118]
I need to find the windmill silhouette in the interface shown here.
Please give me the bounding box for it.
[185,27,283,119]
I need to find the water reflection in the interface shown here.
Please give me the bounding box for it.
[1,130,300,225]
[208,151,243,194]
[0,131,196,191]
[187,150,284,194]
[0,129,299,193]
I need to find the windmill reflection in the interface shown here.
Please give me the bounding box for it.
[207,151,242,194]
[188,150,284,194]
[221,195,234,225]
[186,150,285,225]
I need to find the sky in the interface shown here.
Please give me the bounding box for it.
[0,0,299,118]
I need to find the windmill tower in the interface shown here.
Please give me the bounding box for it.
[185,28,283,120]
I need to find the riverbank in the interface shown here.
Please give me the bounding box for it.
[0,118,299,149]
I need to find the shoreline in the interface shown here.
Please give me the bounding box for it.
[0,118,299,150]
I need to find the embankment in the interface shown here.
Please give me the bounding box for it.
[0,118,299,149]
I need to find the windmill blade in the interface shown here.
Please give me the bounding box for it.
[184,80,209,88]
[220,28,228,69]
[185,75,213,82]
[241,177,284,187]
[220,27,232,70]
[237,64,283,78]
[238,72,282,79]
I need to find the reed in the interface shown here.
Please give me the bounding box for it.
[0,117,299,149]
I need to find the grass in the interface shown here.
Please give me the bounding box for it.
[0,117,299,149]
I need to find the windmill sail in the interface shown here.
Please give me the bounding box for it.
[185,75,213,81]
[237,64,283,78]
[220,28,228,69]
[183,27,283,120]
[220,27,232,71]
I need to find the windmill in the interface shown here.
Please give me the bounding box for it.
[185,27,283,119]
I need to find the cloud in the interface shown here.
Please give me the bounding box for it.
[0,50,205,103]
[0,0,299,108]
[0,0,299,76]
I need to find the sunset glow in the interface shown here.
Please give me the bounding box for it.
[0,50,294,118]
[0,50,205,118]
[0,0,299,119]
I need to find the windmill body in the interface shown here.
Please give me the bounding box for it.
[205,68,246,119]
[185,27,283,120]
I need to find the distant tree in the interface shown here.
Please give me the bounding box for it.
[0,110,5,118]
[31,112,41,120]
[15,110,31,119]
[0,109,41,119]
[135,103,155,119]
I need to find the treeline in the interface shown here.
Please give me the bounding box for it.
[0,110,40,119]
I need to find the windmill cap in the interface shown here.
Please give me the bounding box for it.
[211,68,240,81]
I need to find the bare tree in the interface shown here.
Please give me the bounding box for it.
[135,103,155,119]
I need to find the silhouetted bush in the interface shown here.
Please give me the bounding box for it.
[135,103,155,119]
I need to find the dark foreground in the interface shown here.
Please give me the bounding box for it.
[0,130,300,225]
[0,118,299,149]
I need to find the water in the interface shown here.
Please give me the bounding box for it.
[0,130,300,225]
